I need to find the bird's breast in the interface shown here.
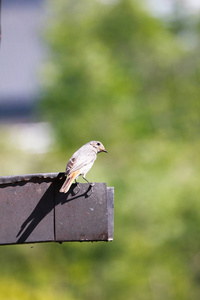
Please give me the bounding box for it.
[80,161,95,176]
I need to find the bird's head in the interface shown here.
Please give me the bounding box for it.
[90,141,108,154]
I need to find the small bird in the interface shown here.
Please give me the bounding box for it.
[59,141,108,193]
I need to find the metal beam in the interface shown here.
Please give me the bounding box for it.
[0,173,114,245]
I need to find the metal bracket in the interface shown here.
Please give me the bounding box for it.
[0,173,114,245]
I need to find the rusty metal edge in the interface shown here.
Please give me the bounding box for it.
[0,240,112,246]
[0,240,57,247]
[0,172,65,185]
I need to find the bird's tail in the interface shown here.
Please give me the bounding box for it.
[59,170,80,193]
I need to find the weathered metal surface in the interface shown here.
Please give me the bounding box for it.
[0,172,62,185]
[0,179,55,245]
[55,181,109,241]
[107,187,114,241]
[0,173,114,244]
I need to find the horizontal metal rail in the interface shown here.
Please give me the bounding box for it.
[0,173,114,245]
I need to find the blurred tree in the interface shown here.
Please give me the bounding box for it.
[34,1,200,300]
[1,1,200,300]
[40,0,200,150]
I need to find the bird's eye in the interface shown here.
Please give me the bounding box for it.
[97,142,100,146]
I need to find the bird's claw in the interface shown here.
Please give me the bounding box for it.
[72,181,80,195]
[86,182,95,195]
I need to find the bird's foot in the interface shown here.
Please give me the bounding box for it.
[90,182,95,192]
[73,180,80,195]
[86,182,95,196]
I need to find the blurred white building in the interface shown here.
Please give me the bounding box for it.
[0,0,46,123]
[0,0,53,154]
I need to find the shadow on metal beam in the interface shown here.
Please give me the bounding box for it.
[0,173,114,245]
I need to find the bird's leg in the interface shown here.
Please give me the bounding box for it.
[82,175,94,193]
[73,178,80,194]
[82,176,94,195]
[82,176,94,186]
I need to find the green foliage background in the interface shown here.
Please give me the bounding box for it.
[1,0,200,299]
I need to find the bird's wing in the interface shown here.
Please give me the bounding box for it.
[65,146,96,176]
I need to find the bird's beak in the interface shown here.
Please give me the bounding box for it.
[101,148,108,153]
